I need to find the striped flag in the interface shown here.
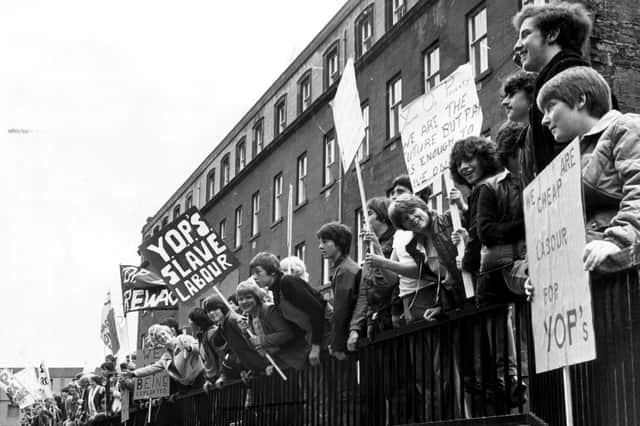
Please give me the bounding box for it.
[100,291,121,355]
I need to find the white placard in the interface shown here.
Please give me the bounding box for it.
[400,64,482,193]
[133,348,170,400]
[523,140,596,373]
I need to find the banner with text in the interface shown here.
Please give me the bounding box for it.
[523,140,596,373]
[0,369,35,408]
[133,348,170,400]
[139,208,240,306]
[400,64,482,193]
[120,265,178,313]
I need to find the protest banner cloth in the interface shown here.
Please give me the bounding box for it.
[139,208,240,305]
[14,366,52,401]
[36,362,54,400]
[0,369,35,408]
[120,264,178,313]
[101,291,121,355]
[399,63,482,194]
[523,139,596,374]
[133,348,171,400]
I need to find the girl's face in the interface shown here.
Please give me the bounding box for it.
[457,157,484,185]
[207,309,225,324]
[400,208,431,233]
[237,292,258,314]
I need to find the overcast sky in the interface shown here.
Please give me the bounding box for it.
[0,0,346,368]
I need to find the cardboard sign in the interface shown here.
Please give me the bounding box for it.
[139,208,239,305]
[120,265,178,312]
[400,64,483,193]
[0,369,35,408]
[133,348,170,400]
[523,140,596,373]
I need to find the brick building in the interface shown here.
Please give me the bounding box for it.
[139,0,640,306]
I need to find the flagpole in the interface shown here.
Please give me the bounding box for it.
[287,184,293,256]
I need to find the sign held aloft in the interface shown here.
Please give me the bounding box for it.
[523,140,596,373]
[139,208,240,305]
[400,64,482,193]
[133,348,170,400]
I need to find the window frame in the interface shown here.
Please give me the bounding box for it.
[467,5,489,78]
[185,192,193,210]
[298,70,313,114]
[423,43,441,92]
[295,242,306,264]
[173,204,181,220]
[356,102,370,162]
[252,118,264,158]
[355,5,374,58]
[162,216,169,228]
[234,206,242,248]
[323,131,336,187]
[386,74,403,140]
[251,191,260,236]
[235,137,247,174]
[386,0,406,29]
[296,152,308,205]
[219,219,227,241]
[206,168,216,201]
[220,154,231,188]
[274,95,287,138]
[272,172,284,222]
[323,41,340,90]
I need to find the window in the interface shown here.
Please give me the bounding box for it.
[386,0,406,28]
[521,0,549,6]
[162,216,169,227]
[234,207,242,248]
[296,153,307,204]
[153,225,160,235]
[219,219,227,241]
[220,154,230,187]
[173,205,181,220]
[206,169,216,201]
[424,45,441,92]
[235,138,246,173]
[387,75,402,139]
[252,118,264,158]
[355,208,364,264]
[355,5,374,58]
[275,95,287,137]
[185,192,193,210]
[298,71,312,113]
[322,257,331,285]
[272,173,283,222]
[295,242,306,264]
[144,233,151,241]
[323,131,336,186]
[356,103,370,161]
[251,191,260,236]
[468,7,489,77]
[324,42,340,89]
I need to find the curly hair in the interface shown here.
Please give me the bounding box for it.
[388,194,430,231]
[316,221,352,256]
[449,136,501,187]
[513,2,592,54]
[501,71,536,102]
[495,121,527,166]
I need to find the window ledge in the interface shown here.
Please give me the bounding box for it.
[270,218,284,230]
[320,181,336,194]
[475,68,492,84]
[294,199,308,213]
[233,245,243,253]
[248,232,260,242]
[383,135,402,150]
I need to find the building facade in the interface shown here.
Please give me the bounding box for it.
[140,0,640,293]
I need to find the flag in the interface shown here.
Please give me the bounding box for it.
[331,57,365,171]
[101,291,121,355]
[0,369,35,408]
[120,264,178,313]
[36,362,53,400]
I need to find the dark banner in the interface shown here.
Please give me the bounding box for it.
[139,208,239,305]
[120,265,178,312]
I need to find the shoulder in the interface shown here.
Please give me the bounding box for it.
[337,257,360,275]
[393,230,413,247]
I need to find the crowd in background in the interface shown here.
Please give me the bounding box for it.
[24,1,640,425]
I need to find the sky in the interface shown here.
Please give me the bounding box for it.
[0,0,346,368]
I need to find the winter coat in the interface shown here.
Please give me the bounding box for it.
[133,335,204,386]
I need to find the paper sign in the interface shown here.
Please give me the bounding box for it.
[332,57,365,171]
[400,64,483,193]
[139,208,240,305]
[133,348,170,400]
[523,140,596,373]
[0,369,35,408]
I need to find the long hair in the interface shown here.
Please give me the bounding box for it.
[449,136,501,187]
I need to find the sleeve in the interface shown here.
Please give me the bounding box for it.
[132,356,169,378]
[261,305,296,351]
[604,121,640,247]
[280,277,327,345]
[476,184,525,246]
[332,267,360,352]
[349,275,369,333]
[201,333,219,380]
[462,189,482,273]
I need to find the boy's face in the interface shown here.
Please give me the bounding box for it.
[389,184,411,201]
[251,266,275,288]
[207,308,225,324]
[400,208,431,233]
[318,238,340,261]
[541,99,585,142]
[514,17,554,72]
[457,157,484,186]
[237,293,257,314]
[502,89,530,123]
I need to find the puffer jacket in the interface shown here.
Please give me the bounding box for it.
[581,111,640,248]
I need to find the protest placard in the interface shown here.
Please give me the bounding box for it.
[133,348,170,400]
[121,388,130,423]
[139,208,240,305]
[400,64,482,193]
[0,369,35,408]
[523,139,596,373]
[120,265,178,313]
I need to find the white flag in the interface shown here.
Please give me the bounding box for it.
[36,362,53,399]
[331,58,365,171]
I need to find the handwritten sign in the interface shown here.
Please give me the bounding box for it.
[523,140,596,373]
[139,208,239,305]
[400,64,483,193]
[133,348,170,400]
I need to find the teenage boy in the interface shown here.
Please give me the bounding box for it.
[317,222,361,360]
[512,2,592,180]
[250,251,328,366]
[501,71,536,125]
